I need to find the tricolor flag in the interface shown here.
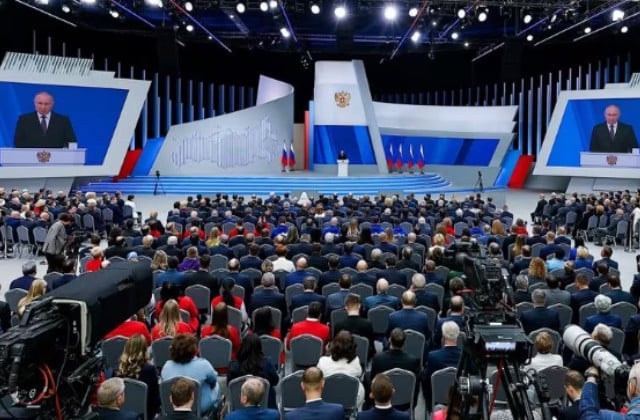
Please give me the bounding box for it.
[396,143,403,169]
[418,144,425,169]
[281,142,288,169]
[407,144,414,169]
[386,143,394,169]
[288,143,296,167]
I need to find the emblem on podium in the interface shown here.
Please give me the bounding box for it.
[334,91,351,108]
[37,150,52,163]
[606,155,617,166]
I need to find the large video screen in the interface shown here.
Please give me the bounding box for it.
[0,82,128,165]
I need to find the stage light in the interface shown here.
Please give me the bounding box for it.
[280,27,290,38]
[621,25,629,33]
[269,0,277,9]
[184,1,192,11]
[408,7,418,17]
[384,5,398,21]
[431,19,437,26]
[411,30,421,43]
[334,5,346,19]
[109,8,119,17]
[310,2,320,14]
[457,8,466,19]
[451,31,459,40]
[35,0,49,5]
[259,1,268,11]
[478,9,488,22]
[550,13,557,23]
[236,2,245,13]
[464,41,469,47]
[584,26,591,34]
[80,0,96,5]
[523,13,532,24]
[61,3,71,12]
[186,23,194,32]
[145,0,162,8]
[611,9,624,21]
[526,34,533,41]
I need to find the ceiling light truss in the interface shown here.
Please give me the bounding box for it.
[573,4,640,41]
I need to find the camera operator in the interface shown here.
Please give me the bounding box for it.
[581,363,640,419]
[42,213,74,273]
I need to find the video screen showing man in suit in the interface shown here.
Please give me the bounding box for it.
[13,91,77,149]
[589,104,638,153]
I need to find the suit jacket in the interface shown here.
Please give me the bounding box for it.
[370,349,420,382]
[570,289,598,323]
[250,289,286,317]
[334,315,374,355]
[284,400,344,420]
[363,294,399,312]
[431,315,464,349]
[325,290,350,318]
[584,312,622,333]
[589,121,638,153]
[94,407,142,420]
[351,272,377,288]
[559,399,580,420]
[376,269,407,287]
[290,292,326,313]
[225,406,280,420]
[422,346,461,407]
[386,309,431,339]
[414,290,440,314]
[357,407,410,420]
[14,111,76,148]
[519,307,560,334]
[606,289,636,306]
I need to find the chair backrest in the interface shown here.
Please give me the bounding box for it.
[227,306,243,332]
[185,284,211,314]
[280,370,307,415]
[159,376,200,416]
[575,268,595,282]
[404,329,426,366]
[352,334,369,370]
[260,335,283,371]
[431,367,457,410]
[121,378,148,420]
[599,283,611,295]
[384,368,416,411]
[252,306,283,332]
[565,283,578,294]
[82,214,95,230]
[516,301,534,314]
[349,283,373,300]
[415,305,437,332]
[424,283,445,309]
[538,366,569,403]
[5,288,27,314]
[33,226,47,244]
[368,305,394,335]
[43,271,63,290]
[611,302,637,329]
[240,268,262,285]
[528,328,562,355]
[548,303,573,331]
[210,254,229,270]
[290,334,323,370]
[285,284,305,309]
[228,375,270,411]
[16,225,30,244]
[230,284,246,300]
[330,308,348,334]
[579,302,598,327]
[291,305,309,324]
[102,336,128,371]
[610,327,625,356]
[199,335,232,371]
[322,283,340,297]
[179,309,191,323]
[387,284,406,299]
[152,337,173,369]
[321,373,360,414]
[433,266,450,282]
[79,255,92,273]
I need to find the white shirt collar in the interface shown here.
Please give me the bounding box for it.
[374,404,393,409]
[39,112,51,119]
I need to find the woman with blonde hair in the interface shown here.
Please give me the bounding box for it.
[151,299,192,340]
[116,335,160,416]
[150,250,168,271]
[17,279,47,316]
[346,218,360,240]
[510,234,526,262]
[205,227,220,248]
[528,257,547,285]
[429,233,446,257]
[491,219,506,236]
[574,246,593,269]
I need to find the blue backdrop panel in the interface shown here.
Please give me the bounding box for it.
[313,125,376,164]
[0,82,128,165]
[381,135,499,165]
[549,98,640,167]
[132,137,165,176]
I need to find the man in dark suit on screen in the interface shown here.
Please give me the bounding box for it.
[589,104,638,153]
[14,92,77,149]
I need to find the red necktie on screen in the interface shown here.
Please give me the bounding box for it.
[609,125,615,141]
[40,115,47,134]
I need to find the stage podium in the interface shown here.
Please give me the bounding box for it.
[0,147,86,166]
[337,159,349,177]
[580,152,640,168]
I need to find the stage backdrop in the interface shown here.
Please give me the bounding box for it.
[149,75,294,176]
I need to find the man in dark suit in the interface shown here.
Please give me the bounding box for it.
[325,274,352,318]
[358,373,410,420]
[519,289,560,334]
[52,258,78,290]
[156,377,200,420]
[284,367,344,420]
[184,255,219,301]
[584,294,622,333]
[589,263,610,293]
[318,255,341,290]
[589,104,638,153]
[592,245,619,271]
[431,296,465,350]
[290,277,326,314]
[13,92,77,149]
[376,256,406,286]
[333,294,374,356]
[544,275,571,307]
[363,279,400,313]
[249,272,286,318]
[559,370,583,420]
[227,258,253,305]
[512,246,532,276]
[284,257,315,289]
[570,272,598,324]
[225,378,279,420]
[410,273,440,314]
[307,243,329,272]
[605,274,635,305]
[351,260,377,288]
[421,320,462,408]
[369,329,421,387]
[512,274,532,305]
[386,290,431,341]
[531,193,548,223]
[95,377,142,420]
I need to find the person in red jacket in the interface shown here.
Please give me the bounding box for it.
[151,299,193,340]
[286,301,330,352]
[103,309,151,344]
[154,283,200,333]
[201,302,241,373]
[86,247,108,272]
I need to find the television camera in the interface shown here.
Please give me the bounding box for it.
[0,261,152,419]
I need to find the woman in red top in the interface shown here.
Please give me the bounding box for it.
[154,283,200,333]
[249,306,284,365]
[151,299,193,340]
[201,302,241,373]
[211,278,248,324]
[86,247,107,272]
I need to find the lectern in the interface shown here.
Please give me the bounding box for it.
[0,148,87,166]
[580,152,640,168]
[337,159,349,177]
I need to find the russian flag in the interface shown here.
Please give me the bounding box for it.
[407,144,414,169]
[396,143,403,169]
[288,143,296,167]
[386,142,394,169]
[418,144,425,169]
[281,142,288,168]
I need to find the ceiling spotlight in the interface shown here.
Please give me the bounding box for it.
[61,3,71,12]
[186,24,194,32]
[431,19,437,27]
[80,0,96,4]
[184,1,192,11]
[408,7,418,17]
[35,0,49,5]
[550,13,557,23]
[109,8,119,17]
[145,0,162,8]
[584,26,591,34]
[384,5,398,21]
[478,10,488,22]
[526,34,534,41]
[411,31,421,43]
[523,13,532,24]
[612,9,625,21]
[464,41,469,47]
[451,31,459,40]
[280,27,290,38]
[269,0,277,9]
[457,8,466,19]
[236,2,246,13]
[621,25,629,33]
[259,1,268,11]
[310,3,320,14]
[334,5,346,19]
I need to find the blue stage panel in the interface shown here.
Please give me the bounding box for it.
[381,135,499,165]
[313,125,376,164]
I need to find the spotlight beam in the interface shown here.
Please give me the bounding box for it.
[109,0,156,28]
[167,0,232,52]
[436,4,473,41]
[516,6,564,37]
[573,6,640,41]
[471,42,504,62]
[14,0,77,27]
[277,0,298,43]
[534,0,630,47]
[390,1,430,60]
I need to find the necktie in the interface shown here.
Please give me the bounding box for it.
[609,124,615,141]
[40,115,47,134]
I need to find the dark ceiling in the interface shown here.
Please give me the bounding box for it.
[7,0,640,61]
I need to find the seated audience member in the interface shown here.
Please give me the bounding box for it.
[155,256,186,289]
[591,245,619,271]
[178,246,201,272]
[154,283,199,333]
[290,276,326,314]
[422,321,461,408]
[351,260,376,288]
[224,378,280,420]
[249,272,286,318]
[284,257,314,289]
[283,367,343,420]
[544,275,571,307]
[357,373,410,420]
[86,246,108,272]
[184,255,218,300]
[211,277,248,324]
[161,334,220,414]
[104,309,151,344]
[17,278,47,317]
[573,246,593,270]
[589,263,610,293]
[386,290,431,341]
[570,272,598,324]
[410,273,440,314]
[377,255,409,285]
[560,370,583,420]
[525,331,563,372]
[432,295,465,350]
[201,302,241,371]
[156,377,199,420]
[53,258,78,289]
[159,236,183,262]
[519,289,560,334]
[226,258,254,305]
[512,274,531,305]
[250,306,284,364]
[272,244,295,272]
[605,274,635,305]
[423,259,444,286]
[333,293,374,356]
[584,294,622,333]
[363,278,400,313]
[286,301,330,352]
[151,299,193,340]
[10,261,38,290]
[569,323,618,373]
[116,335,160,417]
[95,377,142,419]
[325,274,352,317]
